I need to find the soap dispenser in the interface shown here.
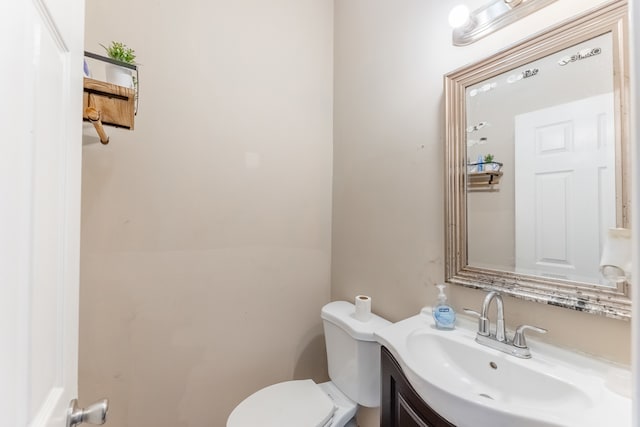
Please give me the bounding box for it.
[433,284,456,330]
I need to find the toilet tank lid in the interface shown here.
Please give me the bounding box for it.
[321,301,391,342]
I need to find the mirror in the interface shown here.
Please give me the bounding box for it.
[444,0,630,319]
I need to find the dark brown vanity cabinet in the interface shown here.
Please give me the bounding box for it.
[380,346,456,427]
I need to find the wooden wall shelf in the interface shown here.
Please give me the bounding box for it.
[83,78,135,129]
[467,171,503,189]
[82,78,135,144]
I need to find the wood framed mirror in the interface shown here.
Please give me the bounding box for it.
[444,0,630,319]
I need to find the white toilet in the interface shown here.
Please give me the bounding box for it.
[227,300,391,427]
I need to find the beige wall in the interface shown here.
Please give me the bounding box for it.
[81,1,633,426]
[332,1,630,424]
[80,1,333,426]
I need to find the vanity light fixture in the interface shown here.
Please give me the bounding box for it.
[450,0,558,46]
[448,4,471,28]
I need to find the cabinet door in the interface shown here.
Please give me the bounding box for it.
[396,394,431,427]
[380,346,456,427]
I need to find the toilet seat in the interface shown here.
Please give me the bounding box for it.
[227,379,336,427]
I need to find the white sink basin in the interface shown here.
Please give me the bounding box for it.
[375,311,631,427]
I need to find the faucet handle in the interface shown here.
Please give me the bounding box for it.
[513,324,547,348]
[463,308,490,336]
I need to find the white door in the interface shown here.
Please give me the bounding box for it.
[0,0,88,426]
[514,94,616,283]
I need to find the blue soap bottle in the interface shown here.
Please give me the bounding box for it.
[433,284,456,330]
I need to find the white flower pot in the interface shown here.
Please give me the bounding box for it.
[485,162,499,172]
[105,64,133,88]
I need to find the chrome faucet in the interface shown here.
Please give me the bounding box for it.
[477,291,506,342]
[464,291,547,359]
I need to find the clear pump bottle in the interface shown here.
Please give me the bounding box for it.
[432,284,456,329]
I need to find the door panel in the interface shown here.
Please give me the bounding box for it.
[515,93,615,284]
[0,0,84,426]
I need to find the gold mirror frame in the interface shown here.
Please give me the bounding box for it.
[444,0,630,319]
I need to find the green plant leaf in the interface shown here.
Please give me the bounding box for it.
[100,41,136,64]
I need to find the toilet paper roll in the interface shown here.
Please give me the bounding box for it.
[354,295,372,322]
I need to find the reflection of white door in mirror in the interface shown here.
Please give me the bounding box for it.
[514,94,615,285]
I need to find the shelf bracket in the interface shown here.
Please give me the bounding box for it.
[85,107,110,145]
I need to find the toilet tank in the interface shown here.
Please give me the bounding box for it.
[321,301,391,407]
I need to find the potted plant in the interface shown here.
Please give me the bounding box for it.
[100,41,136,88]
[483,153,497,171]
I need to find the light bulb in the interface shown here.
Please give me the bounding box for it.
[448,5,470,29]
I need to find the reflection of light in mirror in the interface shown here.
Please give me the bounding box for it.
[507,68,539,84]
[469,82,497,96]
[558,46,602,66]
[466,121,488,133]
[467,137,488,147]
[506,74,523,83]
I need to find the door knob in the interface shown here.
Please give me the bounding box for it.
[67,398,109,427]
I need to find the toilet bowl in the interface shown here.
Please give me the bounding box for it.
[226,301,391,427]
[227,380,357,427]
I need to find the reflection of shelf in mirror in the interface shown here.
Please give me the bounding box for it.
[467,161,502,174]
[467,171,503,191]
